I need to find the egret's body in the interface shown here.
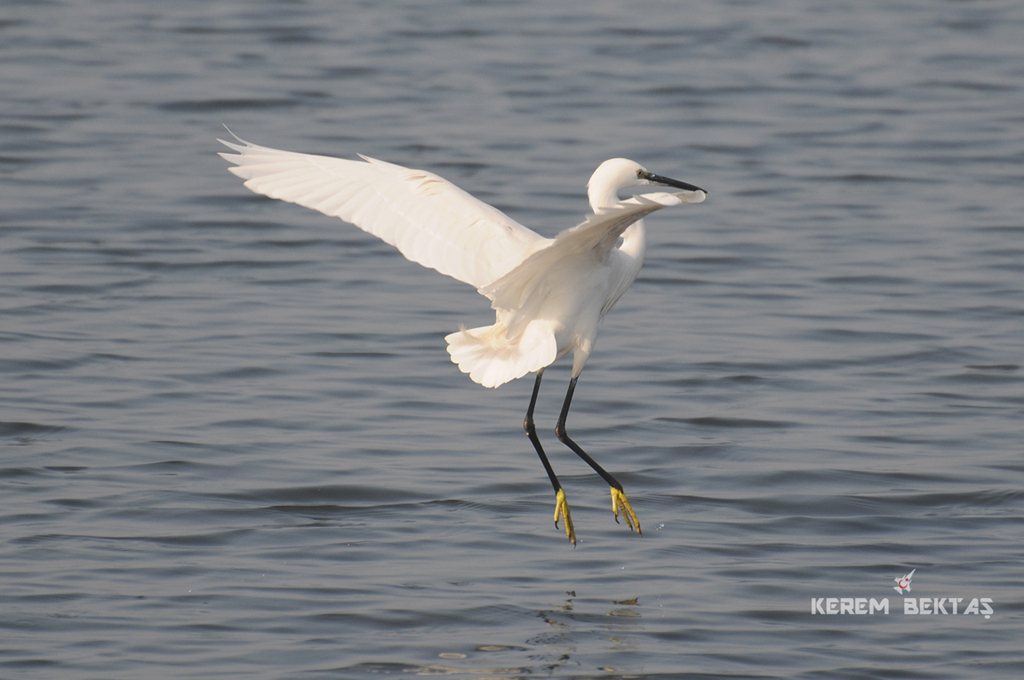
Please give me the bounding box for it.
[219,133,705,544]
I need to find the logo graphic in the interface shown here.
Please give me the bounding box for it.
[810,568,994,618]
[894,569,915,594]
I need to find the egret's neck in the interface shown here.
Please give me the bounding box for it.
[588,185,621,214]
[620,219,647,265]
[589,182,647,263]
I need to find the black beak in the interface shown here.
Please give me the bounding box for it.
[647,172,707,195]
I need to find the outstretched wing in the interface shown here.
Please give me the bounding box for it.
[219,134,548,289]
[481,190,704,314]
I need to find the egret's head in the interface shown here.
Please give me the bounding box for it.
[588,158,706,211]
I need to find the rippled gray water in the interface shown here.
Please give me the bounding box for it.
[2,1,1022,678]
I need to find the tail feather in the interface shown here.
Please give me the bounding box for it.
[445,320,557,388]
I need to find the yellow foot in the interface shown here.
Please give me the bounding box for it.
[554,489,576,546]
[611,487,642,536]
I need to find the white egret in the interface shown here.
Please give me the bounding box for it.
[219,132,706,545]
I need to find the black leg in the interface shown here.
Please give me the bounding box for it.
[524,369,560,493]
[554,376,642,535]
[554,376,622,490]
[524,369,575,544]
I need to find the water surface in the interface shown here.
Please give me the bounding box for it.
[1,1,1022,678]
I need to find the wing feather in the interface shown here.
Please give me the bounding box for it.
[219,135,548,288]
[481,191,703,312]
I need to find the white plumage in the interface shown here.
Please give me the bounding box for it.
[219,135,705,388]
[220,132,706,544]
